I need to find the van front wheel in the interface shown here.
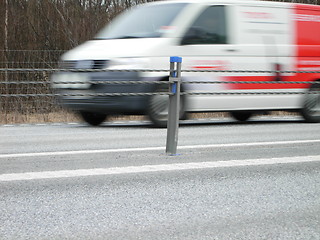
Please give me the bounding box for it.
[148,83,185,128]
[80,111,107,126]
[301,82,320,123]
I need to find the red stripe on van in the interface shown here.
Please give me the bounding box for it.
[293,4,320,88]
[295,4,320,54]
[224,75,309,90]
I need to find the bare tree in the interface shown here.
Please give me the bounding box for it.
[1,0,318,52]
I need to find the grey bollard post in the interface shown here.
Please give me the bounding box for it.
[166,56,182,155]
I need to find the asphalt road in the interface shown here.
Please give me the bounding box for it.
[1,116,320,239]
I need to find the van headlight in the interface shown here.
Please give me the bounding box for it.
[108,58,148,70]
[51,73,90,89]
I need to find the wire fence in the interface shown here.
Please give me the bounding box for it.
[1,51,320,124]
[0,50,64,69]
[0,50,64,123]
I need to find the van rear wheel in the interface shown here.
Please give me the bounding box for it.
[301,82,320,123]
[80,111,107,126]
[230,111,252,122]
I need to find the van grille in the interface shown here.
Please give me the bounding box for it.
[60,60,108,69]
[92,60,107,69]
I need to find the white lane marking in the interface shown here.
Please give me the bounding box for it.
[1,139,320,159]
[0,155,319,182]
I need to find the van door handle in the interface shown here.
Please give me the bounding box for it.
[226,49,237,52]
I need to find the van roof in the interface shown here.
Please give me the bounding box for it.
[148,0,318,8]
[160,0,281,4]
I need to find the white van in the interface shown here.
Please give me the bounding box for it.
[52,0,320,127]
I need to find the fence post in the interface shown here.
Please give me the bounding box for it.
[166,56,182,155]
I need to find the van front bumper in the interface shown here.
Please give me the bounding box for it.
[56,94,150,114]
[52,71,156,114]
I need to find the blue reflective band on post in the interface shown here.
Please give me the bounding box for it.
[172,71,177,77]
[170,56,182,63]
[172,83,177,94]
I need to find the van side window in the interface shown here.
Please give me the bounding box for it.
[182,6,227,45]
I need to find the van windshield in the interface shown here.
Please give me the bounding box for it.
[95,3,188,40]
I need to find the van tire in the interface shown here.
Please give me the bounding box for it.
[80,111,107,126]
[148,83,185,128]
[230,111,252,122]
[301,82,320,123]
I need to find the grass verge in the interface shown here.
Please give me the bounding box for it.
[0,111,298,125]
